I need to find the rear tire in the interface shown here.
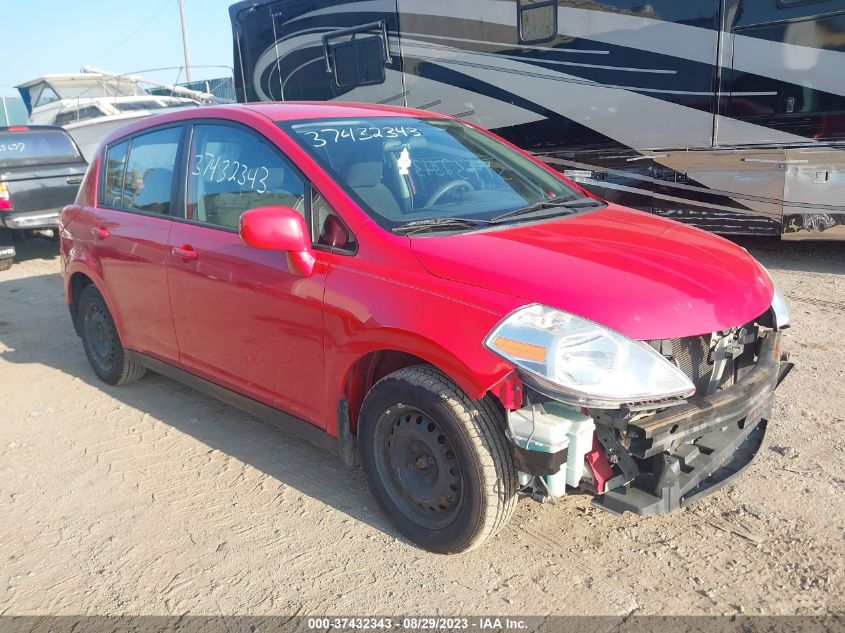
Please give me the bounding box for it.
[0,228,13,271]
[359,365,517,553]
[78,285,146,386]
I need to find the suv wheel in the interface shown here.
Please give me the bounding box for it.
[0,258,12,272]
[78,285,146,386]
[359,365,517,553]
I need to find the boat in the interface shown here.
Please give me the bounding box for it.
[15,67,221,160]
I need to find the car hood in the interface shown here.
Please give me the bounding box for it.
[410,205,774,340]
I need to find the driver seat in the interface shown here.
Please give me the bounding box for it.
[344,161,401,219]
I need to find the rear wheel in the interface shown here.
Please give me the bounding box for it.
[78,285,146,386]
[359,365,517,553]
[0,228,13,271]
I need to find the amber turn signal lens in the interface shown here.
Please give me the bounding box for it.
[493,336,547,362]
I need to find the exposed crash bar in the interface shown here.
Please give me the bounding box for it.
[627,332,787,459]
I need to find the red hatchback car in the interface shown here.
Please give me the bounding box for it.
[61,103,792,553]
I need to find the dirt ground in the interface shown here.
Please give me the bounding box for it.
[0,236,843,617]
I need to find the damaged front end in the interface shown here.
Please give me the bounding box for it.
[489,307,792,515]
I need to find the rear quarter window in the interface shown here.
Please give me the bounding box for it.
[103,141,130,208]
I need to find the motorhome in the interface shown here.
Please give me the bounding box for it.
[229,0,845,241]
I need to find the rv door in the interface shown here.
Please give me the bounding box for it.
[716,0,845,145]
[230,0,404,105]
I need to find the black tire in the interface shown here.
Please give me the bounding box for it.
[0,258,12,272]
[359,365,518,553]
[78,285,146,386]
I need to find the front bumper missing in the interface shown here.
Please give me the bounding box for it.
[592,331,792,516]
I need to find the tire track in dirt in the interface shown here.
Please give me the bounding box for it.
[786,295,845,311]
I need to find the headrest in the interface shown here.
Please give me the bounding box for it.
[142,168,173,188]
[383,136,427,152]
[345,161,383,188]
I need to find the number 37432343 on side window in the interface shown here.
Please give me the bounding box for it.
[60,103,793,553]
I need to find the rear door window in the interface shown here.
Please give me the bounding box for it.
[103,127,181,214]
[185,123,306,230]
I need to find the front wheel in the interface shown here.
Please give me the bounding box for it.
[0,258,12,272]
[359,365,517,553]
[78,285,146,386]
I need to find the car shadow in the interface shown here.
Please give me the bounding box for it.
[0,265,405,545]
[7,235,60,265]
[730,236,844,275]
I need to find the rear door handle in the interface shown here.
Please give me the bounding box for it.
[171,245,198,261]
[91,226,109,240]
[67,177,83,185]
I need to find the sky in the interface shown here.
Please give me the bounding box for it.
[2,0,236,96]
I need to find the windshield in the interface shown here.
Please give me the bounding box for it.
[283,117,584,229]
[49,78,146,99]
[0,129,80,166]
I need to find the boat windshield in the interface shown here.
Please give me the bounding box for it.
[48,78,146,100]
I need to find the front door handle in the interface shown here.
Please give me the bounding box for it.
[171,245,198,261]
[91,226,109,240]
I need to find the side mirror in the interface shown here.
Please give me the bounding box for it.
[320,214,353,250]
[239,206,315,277]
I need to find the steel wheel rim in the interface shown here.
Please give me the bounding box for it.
[85,304,116,373]
[373,404,464,529]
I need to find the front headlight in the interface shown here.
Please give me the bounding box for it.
[763,267,790,329]
[484,304,695,409]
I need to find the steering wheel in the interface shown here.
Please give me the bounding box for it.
[424,179,473,207]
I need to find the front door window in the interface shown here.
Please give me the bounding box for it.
[186,124,306,229]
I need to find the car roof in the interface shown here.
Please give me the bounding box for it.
[99,101,451,148]
[242,101,449,121]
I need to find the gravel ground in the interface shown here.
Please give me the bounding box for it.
[0,236,843,617]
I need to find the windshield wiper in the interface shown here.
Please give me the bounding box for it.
[491,196,605,224]
[392,217,492,236]
[391,197,605,235]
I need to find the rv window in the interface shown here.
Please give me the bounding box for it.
[283,61,338,101]
[332,36,386,89]
[518,0,557,44]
